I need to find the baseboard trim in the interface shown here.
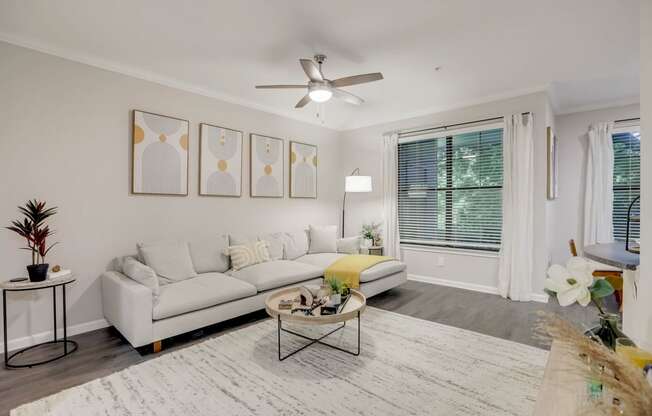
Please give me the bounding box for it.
[3,318,110,353]
[407,274,549,303]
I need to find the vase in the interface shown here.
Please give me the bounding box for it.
[362,239,373,248]
[586,313,629,350]
[26,263,49,282]
[330,293,341,305]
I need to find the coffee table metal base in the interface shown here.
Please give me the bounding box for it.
[277,311,361,361]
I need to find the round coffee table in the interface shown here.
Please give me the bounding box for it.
[265,287,366,361]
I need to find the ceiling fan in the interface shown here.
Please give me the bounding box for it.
[255,54,383,108]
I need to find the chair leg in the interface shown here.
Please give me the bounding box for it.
[615,290,623,312]
[153,340,162,353]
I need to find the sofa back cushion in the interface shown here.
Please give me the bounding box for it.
[283,230,310,260]
[308,225,337,254]
[188,234,230,273]
[337,236,361,254]
[137,241,197,284]
[258,233,285,260]
[226,241,271,271]
[121,256,161,297]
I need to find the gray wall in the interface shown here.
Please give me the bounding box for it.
[0,42,341,347]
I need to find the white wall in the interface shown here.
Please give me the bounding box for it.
[339,92,552,296]
[634,0,651,349]
[0,42,341,347]
[550,104,640,265]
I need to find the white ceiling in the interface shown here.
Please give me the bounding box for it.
[0,0,640,130]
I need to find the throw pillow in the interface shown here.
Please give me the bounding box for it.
[226,241,271,271]
[122,256,160,296]
[308,225,337,254]
[188,234,230,273]
[137,241,197,283]
[337,236,361,254]
[258,233,284,260]
[282,230,310,260]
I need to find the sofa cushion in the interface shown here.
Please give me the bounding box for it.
[153,273,257,320]
[188,234,230,273]
[308,225,337,254]
[229,260,322,292]
[229,234,256,246]
[138,241,197,284]
[282,230,309,260]
[258,233,285,260]
[294,253,346,272]
[226,241,271,271]
[295,253,406,283]
[121,256,160,297]
[337,236,361,254]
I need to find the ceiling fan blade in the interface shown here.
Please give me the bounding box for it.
[255,85,306,89]
[331,73,384,88]
[295,94,311,108]
[300,59,324,82]
[332,88,364,105]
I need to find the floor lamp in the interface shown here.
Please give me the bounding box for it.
[342,168,373,238]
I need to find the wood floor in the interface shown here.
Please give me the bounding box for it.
[0,281,613,415]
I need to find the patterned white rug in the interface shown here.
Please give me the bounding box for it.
[12,307,548,416]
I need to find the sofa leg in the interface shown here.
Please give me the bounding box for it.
[153,340,162,353]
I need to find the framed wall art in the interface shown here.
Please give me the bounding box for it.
[132,110,189,196]
[289,141,317,198]
[250,133,284,198]
[199,123,243,197]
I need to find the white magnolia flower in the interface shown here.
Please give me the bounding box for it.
[545,257,595,307]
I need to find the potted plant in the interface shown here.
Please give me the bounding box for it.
[325,277,348,305]
[361,222,382,247]
[6,200,58,282]
[544,257,627,350]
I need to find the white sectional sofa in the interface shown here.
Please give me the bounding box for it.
[101,230,407,349]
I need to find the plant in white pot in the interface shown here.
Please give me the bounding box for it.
[6,200,58,282]
[325,277,348,305]
[361,222,382,247]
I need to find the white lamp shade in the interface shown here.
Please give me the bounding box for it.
[345,175,372,193]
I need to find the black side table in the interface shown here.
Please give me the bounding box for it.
[2,274,78,369]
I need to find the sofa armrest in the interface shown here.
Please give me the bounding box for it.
[101,271,153,348]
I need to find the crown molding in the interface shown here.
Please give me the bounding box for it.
[0,32,338,132]
[555,96,641,116]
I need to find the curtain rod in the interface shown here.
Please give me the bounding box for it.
[392,112,531,138]
[614,117,640,124]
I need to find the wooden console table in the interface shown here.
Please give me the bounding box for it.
[534,341,585,415]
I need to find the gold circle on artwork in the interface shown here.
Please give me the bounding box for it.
[134,125,145,144]
[264,165,273,175]
[218,160,228,171]
[179,134,188,150]
[312,155,318,167]
[159,134,167,142]
[291,151,297,164]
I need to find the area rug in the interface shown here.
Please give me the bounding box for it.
[12,307,548,416]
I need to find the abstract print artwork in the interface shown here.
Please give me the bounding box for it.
[290,141,317,198]
[199,124,242,197]
[250,134,283,198]
[132,110,189,195]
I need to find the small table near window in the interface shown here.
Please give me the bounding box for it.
[367,246,384,256]
[1,273,78,368]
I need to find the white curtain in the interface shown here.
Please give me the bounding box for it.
[382,133,401,260]
[583,122,614,246]
[498,113,534,301]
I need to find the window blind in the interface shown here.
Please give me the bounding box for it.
[612,131,640,241]
[398,127,503,250]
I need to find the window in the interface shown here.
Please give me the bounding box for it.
[612,129,640,241]
[398,126,503,251]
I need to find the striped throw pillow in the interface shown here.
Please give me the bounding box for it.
[226,241,271,271]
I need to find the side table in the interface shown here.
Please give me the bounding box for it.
[367,246,384,256]
[2,273,78,369]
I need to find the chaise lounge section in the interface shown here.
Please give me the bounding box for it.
[102,229,406,350]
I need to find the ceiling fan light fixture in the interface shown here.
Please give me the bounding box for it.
[308,85,332,103]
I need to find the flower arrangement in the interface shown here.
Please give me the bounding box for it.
[361,222,382,246]
[545,257,614,313]
[6,199,58,281]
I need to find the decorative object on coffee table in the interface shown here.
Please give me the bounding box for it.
[6,199,58,282]
[2,270,77,368]
[325,276,347,305]
[265,287,365,361]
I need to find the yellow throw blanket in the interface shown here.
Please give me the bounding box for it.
[324,254,393,289]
